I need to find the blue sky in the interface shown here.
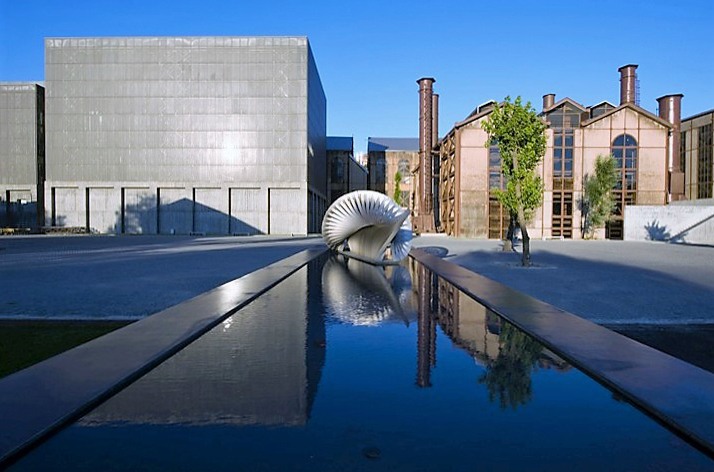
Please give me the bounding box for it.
[1,0,712,153]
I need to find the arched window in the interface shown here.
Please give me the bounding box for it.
[608,134,638,239]
[611,134,637,193]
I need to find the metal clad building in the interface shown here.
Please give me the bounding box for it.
[0,83,45,229]
[45,36,326,235]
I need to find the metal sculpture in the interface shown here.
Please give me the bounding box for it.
[321,190,412,263]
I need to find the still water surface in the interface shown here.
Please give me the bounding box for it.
[12,255,713,471]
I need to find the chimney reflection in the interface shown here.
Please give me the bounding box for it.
[410,258,569,402]
[415,261,437,388]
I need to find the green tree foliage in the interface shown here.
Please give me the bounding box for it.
[482,97,547,266]
[393,171,403,206]
[582,155,618,238]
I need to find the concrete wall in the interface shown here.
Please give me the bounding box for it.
[44,36,325,235]
[0,83,44,228]
[625,204,714,244]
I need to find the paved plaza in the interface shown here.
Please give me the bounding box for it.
[0,235,323,320]
[1,234,713,370]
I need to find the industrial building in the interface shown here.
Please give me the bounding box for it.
[326,136,367,205]
[43,36,326,235]
[419,65,683,239]
[0,83,45,229]
[366,137,419,210]
[681,109,714,200]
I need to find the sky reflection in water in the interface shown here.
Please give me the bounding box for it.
[11,255,713,471]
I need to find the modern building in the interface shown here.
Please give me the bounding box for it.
[326,136,367,205]
[366,137,419,210]
[44,36,326,235]
[431,65,678,240]
[0,83,45,229]
[681,109,714,200]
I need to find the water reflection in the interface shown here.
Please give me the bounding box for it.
[11,256,712,471]
[78,257,326,427]
[409,259,570,408]
[322,256,417,326]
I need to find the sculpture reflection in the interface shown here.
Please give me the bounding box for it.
[410,262,570,408]
[321,256,417,326]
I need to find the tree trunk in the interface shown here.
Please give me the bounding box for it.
[503,214,515,252]
[520,222,530,267]
[512,152,531,267]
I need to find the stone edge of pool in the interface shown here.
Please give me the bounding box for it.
[410,247,714,460]
[0,246,328,467]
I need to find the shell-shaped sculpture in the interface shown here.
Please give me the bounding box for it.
[321,190,412,262]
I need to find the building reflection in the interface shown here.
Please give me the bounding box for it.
[79,258,326,428]
[409,260,570,406]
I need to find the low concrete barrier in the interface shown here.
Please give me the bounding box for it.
[625,204,714,245]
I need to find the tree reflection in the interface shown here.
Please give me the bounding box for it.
[478,322,542,409]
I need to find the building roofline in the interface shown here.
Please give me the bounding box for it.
[580,102,672,128]
[542,97,587,114]
[682,108,714,122]
[588,100,616,109]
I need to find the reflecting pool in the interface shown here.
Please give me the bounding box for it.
[11,255,713,471]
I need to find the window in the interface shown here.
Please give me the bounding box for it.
[553,130,574,177]
[552,191,573,238]
[609,134,638,239]
[680,131,687,175]
[398,158,411,184]
[698,124,713,199]
[488,142,508,239]
[548,104,578,238]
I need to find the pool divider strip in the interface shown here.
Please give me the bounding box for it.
[410,247,714,459]
[0,246,328,467]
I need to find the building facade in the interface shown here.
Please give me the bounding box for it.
[434,65,675,240]
[44,36,326,235]
[0,83,45,229]
[367,137,419,210]
[681,109,714,200]
[326,136,367,205]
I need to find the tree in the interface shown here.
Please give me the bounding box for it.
[582,155,618,239]
[393,171,404,206]
[482,97,547,267]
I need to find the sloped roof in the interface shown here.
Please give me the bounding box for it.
[682,108,714,123]
[542,97,587,114]
[326,136,353,151]
[367,137,420,152]
[581,102,672,128]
